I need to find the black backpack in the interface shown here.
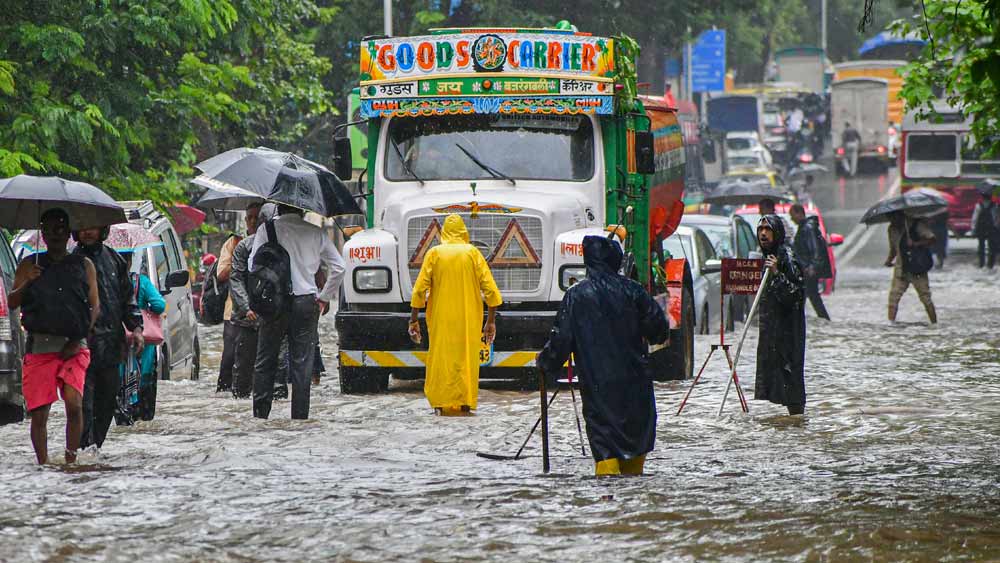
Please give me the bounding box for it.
[901,223,933,275]
[199,257,229,326]
[248,220,292,318]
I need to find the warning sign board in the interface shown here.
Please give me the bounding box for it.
[722,258,763,295]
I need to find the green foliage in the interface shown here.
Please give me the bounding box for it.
[0,1,335,207]
[894,0,1000,154]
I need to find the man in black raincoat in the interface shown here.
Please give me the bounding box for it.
[537,236,668,476]
[754,215,807,415]
[74,226,143,450]
[790,204,831,320]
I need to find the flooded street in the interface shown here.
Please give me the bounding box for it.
[3,171,1000,561]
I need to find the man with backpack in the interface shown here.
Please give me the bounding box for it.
[885,212,937,324]
[227,203,270,399]
[212,202,261,393]
[248,204,344,420]
[971,191,998,269]
[790,204,831,321]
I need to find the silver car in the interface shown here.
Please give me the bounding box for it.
[0,229,24,423]
[121,201,200,381]
[663,226,724,335]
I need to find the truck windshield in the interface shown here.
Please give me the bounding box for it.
[385,114,595,182]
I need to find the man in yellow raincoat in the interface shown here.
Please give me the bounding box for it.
[409,214,502,415]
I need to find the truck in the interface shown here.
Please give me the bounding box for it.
[830,78,891,173]
[773,46,827,94]
[332,27,696,393]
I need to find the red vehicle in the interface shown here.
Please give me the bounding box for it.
[900,102,998,236]
[734,202,844,294]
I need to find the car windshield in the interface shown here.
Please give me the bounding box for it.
[663,234,693,261]
[698,225,735,257]
[385,114,595,181]
[727,156,761,168]
[726,138,754,151]
[907,134,957,161]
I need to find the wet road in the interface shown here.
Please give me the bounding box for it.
[2,169,1000,561]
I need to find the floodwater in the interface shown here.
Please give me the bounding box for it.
[3,184,1000,562]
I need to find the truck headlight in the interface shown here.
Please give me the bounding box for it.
[354,267,392,293]
[559,265,586,291]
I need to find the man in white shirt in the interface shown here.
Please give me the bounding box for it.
[248,205,345,419]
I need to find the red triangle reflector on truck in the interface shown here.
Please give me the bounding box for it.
[488,219,541,268]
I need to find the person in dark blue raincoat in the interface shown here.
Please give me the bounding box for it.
[537,236,668,476]
[755,215,807,415]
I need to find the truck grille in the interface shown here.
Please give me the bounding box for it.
[407,214,544,292]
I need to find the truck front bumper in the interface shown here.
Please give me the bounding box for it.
[335,308,558,377]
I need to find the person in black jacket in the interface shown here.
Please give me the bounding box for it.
[755,215,807,415]
[789,204,831,320]
[73,226,143,450]
[537,236,668,476]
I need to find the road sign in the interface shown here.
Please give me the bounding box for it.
[690,29,726,93]
[721,258,763,295]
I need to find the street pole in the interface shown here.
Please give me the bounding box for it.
[384,0,393,36]
[686,39,693,102]
[821,0,827,53]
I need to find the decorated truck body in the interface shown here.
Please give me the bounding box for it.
[334,27,694,393]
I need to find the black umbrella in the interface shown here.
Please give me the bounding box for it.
[860,189,949,225]
[977,178,1000,197]
[192,147,361,217]
[702,178,793,205]
[0,175,126,229]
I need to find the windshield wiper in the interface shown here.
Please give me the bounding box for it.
[390,137,424,185]
[455,144,516,186]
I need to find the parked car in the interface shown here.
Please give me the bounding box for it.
[0,229,24,424]
[662,226,724,335]
[680,214,757,328]
[120,201,200,381]
[725,131,774,168]
[734,202,844,294]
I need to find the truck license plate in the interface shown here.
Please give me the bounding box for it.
[479,335,494,367]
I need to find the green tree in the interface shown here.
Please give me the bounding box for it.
[0,1,334,205]
[893,0,1000,153]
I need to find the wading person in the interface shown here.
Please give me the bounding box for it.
[249,205,344,420]
[537,236,668,475]
[7,209,99,463]
[408,214,502,416]
[971,192,997,269]
[228,203,271,399]
[215,205,259,393]
[74,224,144,450]
[755,215,807,416]
[123,251,166,421]
[885,211,937,323]
[842,122,862,176]
[789,204,831,321]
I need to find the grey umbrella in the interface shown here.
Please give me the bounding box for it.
[0,175,125,229]
[193,180,265,211]
[702,178,794,206]
[860,189,949,225]
[192,147,361,217]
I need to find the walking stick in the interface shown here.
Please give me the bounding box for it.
[718,268,771,416]
[567,355,587,456]
[540,366,550,474]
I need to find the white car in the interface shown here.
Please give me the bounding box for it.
[725,131,774,168]
[725,150,770,173]
[662,226,724,335]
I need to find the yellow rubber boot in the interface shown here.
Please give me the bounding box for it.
[595,458,621,476]
[619,454,646,475]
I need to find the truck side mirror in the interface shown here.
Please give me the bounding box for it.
[334,137,353,181]
[635,131,656,175]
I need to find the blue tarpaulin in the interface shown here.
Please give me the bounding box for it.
[859,31,925,56]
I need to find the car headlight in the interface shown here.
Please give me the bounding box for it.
[353,267,392,293]
[559,265,586,291]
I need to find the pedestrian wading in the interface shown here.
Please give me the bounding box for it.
[248,204,345,420]
[74,224,144,451]
[885,212,937,323]
[754,215,807,416]
[7,209,100,464]
[790,204,831,321]
[537,236,668,476]
[409,214,502,416]
[228,202,269,399]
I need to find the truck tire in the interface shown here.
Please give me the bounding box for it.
[339,367,390,394]
[663,286,695,380]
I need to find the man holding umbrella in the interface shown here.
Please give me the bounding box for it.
[885,211,937,324]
